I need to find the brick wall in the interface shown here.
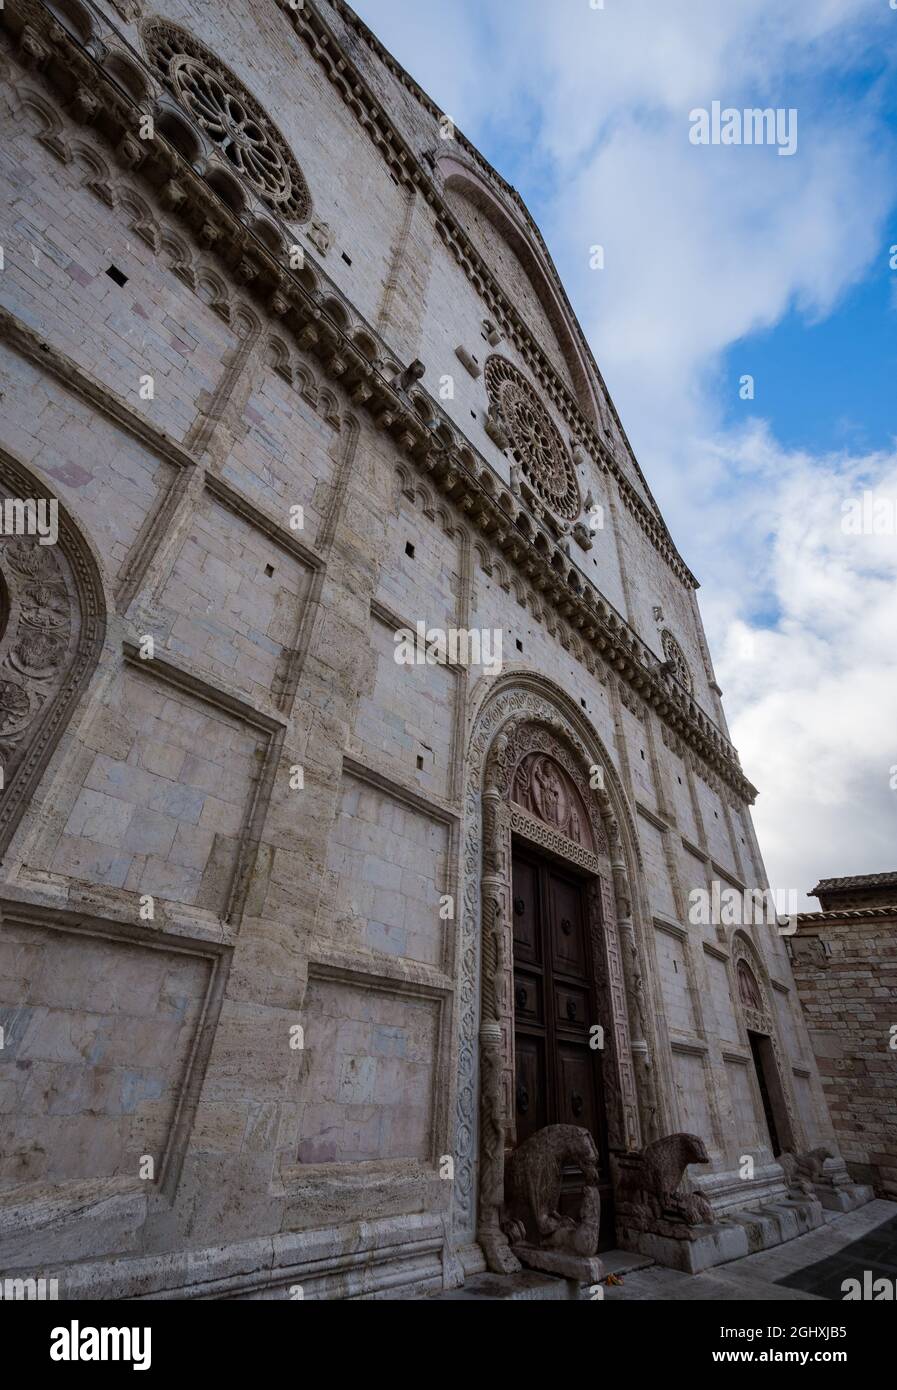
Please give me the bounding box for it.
[791,911,897,1197]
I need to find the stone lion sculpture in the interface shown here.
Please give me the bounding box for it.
[501,1124,602,1254]
[780,1146,833,1195]
[615,1132,713,1227]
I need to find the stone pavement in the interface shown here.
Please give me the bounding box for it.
[602,1199,897,1300]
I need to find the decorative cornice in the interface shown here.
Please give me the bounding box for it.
[0,0,755,803]
[326,0,677,553]
[797,906,897,926]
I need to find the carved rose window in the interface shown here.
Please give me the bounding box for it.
[661,629,692,693]
[484,356,580,520]
[143,20,312,222]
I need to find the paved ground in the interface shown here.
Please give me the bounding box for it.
[602,1200,897,1301]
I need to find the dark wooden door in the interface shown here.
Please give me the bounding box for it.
[511,847,614,1247]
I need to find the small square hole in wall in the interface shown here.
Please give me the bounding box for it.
[470,410,476,420]
[341,251,352,265]
[677,775,682,784]
[105,265,128,286]
[516,638,523,653]
[264,564,275,578]
[416,755,424,771]
[405,541,415,558]
[640,749,645,760]
[580,698,587,709]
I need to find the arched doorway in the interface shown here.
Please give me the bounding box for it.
[454,677,663,1274]
[732,934,798,1161]
[0,449,106,858]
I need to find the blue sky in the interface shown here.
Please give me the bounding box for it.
[351,0,897,905]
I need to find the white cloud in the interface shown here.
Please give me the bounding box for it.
[351,0,897,906]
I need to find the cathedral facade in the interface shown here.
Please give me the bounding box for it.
[0,0,859,1298]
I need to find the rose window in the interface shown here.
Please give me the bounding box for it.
[143,21,312,222]
[484,357,580,520]
[662,630,692,693]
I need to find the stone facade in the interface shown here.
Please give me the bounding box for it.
[790,874,897,1201]
[0,0,850,1298]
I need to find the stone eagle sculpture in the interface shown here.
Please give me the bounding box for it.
[501,1124,602,1255]
[615,1132,714,1227]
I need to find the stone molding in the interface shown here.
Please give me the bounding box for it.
[0,893,229,1202]
[120,641,286,927]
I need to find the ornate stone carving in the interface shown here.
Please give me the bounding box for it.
[511,750,593,850]
[737,959,763,1012]
[0,454,105,856]
[109,1,143,20]
[142,19,312,222]
[779,1147,833,1196]
[661,629,692,693]
[615,1132,714,1233]
[456,678,655,1268]
[501,1124,602,1254]
[484,356,580,521]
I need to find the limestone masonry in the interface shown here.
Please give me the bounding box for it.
[0,0,874,1298]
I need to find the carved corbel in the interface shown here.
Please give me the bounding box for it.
[116,132,146,170]
[159,178,186,211]
[70,86,100,123]
[19,27,51,71]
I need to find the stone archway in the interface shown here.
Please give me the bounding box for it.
[454,678,662,1274]
[0,450,106,858]
[731,932,799,1157]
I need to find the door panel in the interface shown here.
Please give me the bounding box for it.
[548,873,588,976]
[514,971,543,1026]
[515,1033,548,1146]
[554,983,589,1035]
[511,848,615,1248]
[557,1046,600,1134]
[512,859,540,962]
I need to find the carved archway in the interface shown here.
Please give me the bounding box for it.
[455,677,661,1274]
[731,932,800,1156]
[0,452,106,858]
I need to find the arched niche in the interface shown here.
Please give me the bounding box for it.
[455,675,662,1273]
[731,931,800,1158]
[438,155,601,426]
[0,452,106,859]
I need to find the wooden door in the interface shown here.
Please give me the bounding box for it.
[511,846,614,1247]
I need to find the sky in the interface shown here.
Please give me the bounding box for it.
[351,0,897,909]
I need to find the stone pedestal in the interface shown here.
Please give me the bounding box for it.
[812,1182,875,1212]
[617,1195,826,1275]
[512,1243,603,1285]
